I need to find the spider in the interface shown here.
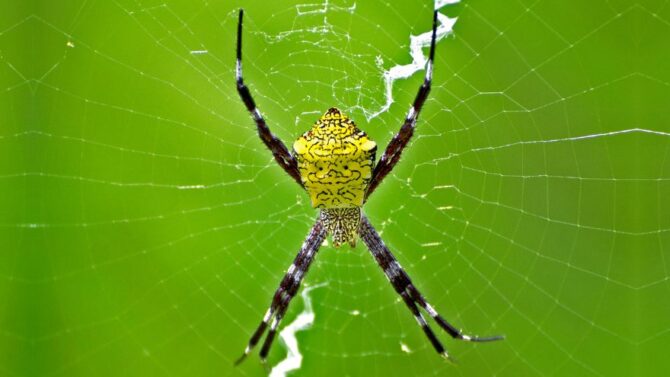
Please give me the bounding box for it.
[234,8,502,364]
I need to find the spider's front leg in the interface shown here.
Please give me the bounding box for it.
[235,218,327,365]
[366,10,438,200]
[358,215,503,360]
[236,9,303,188]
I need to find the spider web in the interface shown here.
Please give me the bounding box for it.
[1,0,669,376]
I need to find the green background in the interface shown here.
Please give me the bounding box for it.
[1,0,669,376]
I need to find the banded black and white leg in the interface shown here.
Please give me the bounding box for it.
[235,219,327,365]
[366,10,438,199]
[236,9,303,187]
[358,215,503,360]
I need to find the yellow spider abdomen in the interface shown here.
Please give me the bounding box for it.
[293,108,377,209]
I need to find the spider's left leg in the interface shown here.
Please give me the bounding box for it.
[235,218,327,365]
[236,10,303,188]
[358,215,503,359]
[365,10,438,200]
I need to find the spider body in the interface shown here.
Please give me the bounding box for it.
[293,107,376,209]
[234,8,502,365]
[319,207,361,248]
[293,107,376,247]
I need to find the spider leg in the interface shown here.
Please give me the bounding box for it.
[405,283,503,342]
[236,9,303,188]
[258,296,290,361]
[235,218,327,365]
[398,290,450,359]
[358,215,503,358]
[365,10,438,200]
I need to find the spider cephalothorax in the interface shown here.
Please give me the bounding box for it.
[234,8,502,365]
[319,207,361,247]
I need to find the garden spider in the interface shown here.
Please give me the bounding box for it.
[234,8,502,364]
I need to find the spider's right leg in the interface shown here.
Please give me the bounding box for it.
[365,10,438,200]
[235,218,327,365]
[358,215,503,360]
[236,9,303,188]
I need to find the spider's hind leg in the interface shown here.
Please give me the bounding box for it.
[234,309,272,365]
[405,285,504,343]
[398,290,451,359]
[235,218,327,365]
[358,215,503,359]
